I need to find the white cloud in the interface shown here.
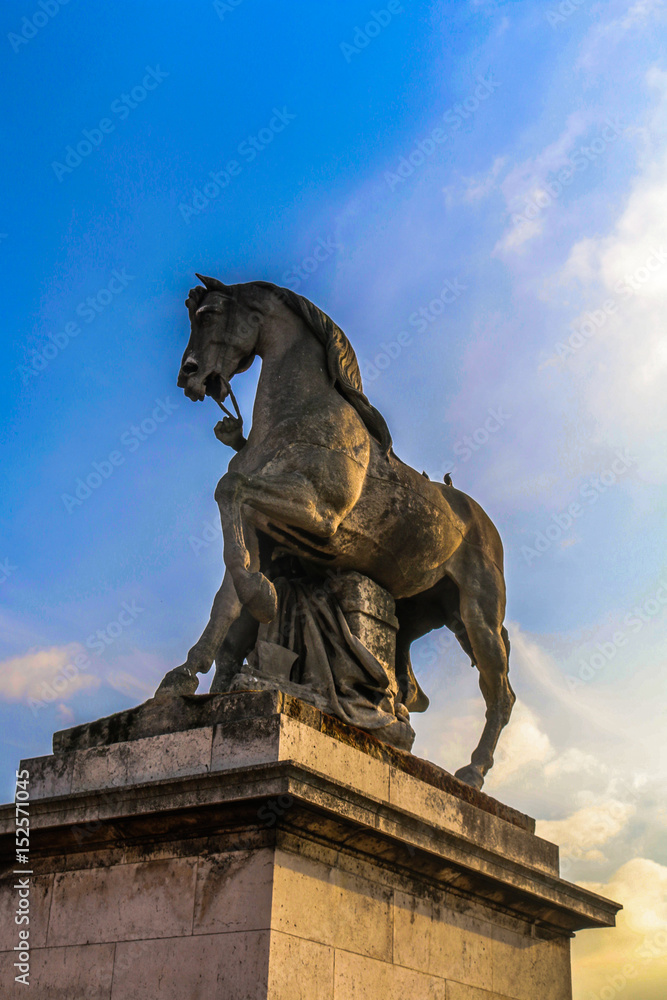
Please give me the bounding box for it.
[572,858,667,1000]
[554,78,667,482]
[537,799,636,862]
[491,112,594,256]
[543,747,602,778]
[460,155,507,202]
[489,700,554,783]
[0,645,100,705]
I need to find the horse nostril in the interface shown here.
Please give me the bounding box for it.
[181,360,199,376]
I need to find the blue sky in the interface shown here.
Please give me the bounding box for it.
[1,1,667,994]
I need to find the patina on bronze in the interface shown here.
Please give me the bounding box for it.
[156,276,514,790]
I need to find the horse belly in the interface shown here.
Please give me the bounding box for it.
[335,473,462,597]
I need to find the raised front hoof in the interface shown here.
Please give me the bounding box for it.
[155,664,199,698]
[236,572,278,623]
[454,763,485,791]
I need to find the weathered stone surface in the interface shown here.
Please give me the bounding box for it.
[333,950,446,998]
[491,923,572,1000]
[193,848,274,935]
[388,765,558,874]
[22,751,74,799]
[0,943,115,999]
[47,858,198,945]
[446,986,514,1000]
[51,690,534,832]
[272,848,393,960]
[267,931,334,1000]
[393,889,494,987]
[329,569,400,673]
[0,872,52,951]
[111,931,270,999]
[69,727,213,793]
[52,689,284,753]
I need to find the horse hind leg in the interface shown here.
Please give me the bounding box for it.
[453,589,515,791]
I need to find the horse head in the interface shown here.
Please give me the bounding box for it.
[178,274,259,404]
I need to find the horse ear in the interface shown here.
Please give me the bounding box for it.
[195,273,227,292]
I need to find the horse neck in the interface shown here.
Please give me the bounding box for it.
[250,310,330,434]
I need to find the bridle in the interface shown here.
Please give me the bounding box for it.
[204,284,243,424]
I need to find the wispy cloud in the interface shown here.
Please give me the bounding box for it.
[0,646,100,704]
[577,0,667,72]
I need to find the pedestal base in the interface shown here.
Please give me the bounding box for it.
[0,692,619,999]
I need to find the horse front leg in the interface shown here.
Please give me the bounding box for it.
[215,468,352,623]
[156,570,243,696]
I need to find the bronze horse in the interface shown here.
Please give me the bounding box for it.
[157,276,515,790]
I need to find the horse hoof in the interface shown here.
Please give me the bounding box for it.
[454,764,485,791]
[237,572,278,623]
[155,664,198,697]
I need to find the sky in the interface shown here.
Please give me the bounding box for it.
[1,0,666,995]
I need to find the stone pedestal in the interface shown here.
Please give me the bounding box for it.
[0,692,619,999]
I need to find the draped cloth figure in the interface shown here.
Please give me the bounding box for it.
[239,573,416,751]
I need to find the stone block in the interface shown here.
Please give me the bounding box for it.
[193,847,274,934]
[70,727,213,793]
[111,931,270,1000]
[388,765,558,875]
[329,570,399,674]
[278,713,391,801]
[210,714,281,772]
[0,872,52,950]
[333,950,446,998]
[272,847,393,961]
[0,943,114,1000]
[267,931,334,1000]
[393,889,494,988]
[20,752,74,799]
[446,985,514,1000]
[47,857,197,946]
[491,923,572,1000]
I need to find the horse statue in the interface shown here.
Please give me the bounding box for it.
[157,275,515,790]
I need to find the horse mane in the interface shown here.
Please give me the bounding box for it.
[251,281,393,455]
